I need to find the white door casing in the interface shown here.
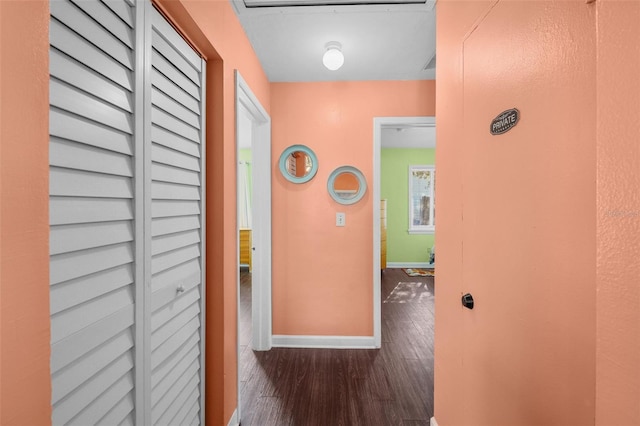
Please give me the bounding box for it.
[235,71,272,424]
[372,116,435,348]
[235,71,272,352]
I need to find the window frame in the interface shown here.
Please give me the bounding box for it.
[408,165,435,234]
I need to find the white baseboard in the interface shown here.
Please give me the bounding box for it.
[272,335,377,349]
[430,417,438,426]
[227,409,238,426]
[387,262,434,269]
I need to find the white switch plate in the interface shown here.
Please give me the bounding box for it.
[336,212,346,227]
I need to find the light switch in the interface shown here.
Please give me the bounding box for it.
[336,212,346,227]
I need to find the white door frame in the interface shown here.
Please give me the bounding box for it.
[235,71,272,422]
[235,71,272,350]
[372,116,435,347]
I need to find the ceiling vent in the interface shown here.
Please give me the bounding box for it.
[423,53,436,71]
[244,0,426,8]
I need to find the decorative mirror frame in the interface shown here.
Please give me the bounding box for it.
[327,166,367,205]
[278,144,319,184]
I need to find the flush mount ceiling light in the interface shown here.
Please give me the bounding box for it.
[322,41,344,71]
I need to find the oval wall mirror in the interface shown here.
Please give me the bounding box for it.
[327,166,367,205]
[278,145,319,184]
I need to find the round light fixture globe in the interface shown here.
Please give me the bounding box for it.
[322,42,344,71]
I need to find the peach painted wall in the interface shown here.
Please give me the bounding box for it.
[0,1,51,425]
[436,1,598,425]
[595,1,640,424]
[270,81,435,336]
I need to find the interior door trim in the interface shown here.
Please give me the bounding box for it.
[373,116,436,348]
[235,70,272,422]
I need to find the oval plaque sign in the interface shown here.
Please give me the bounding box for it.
[490,108,520,135]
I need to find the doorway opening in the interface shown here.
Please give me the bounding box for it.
[373,117,436,417]
[235,71,272,424]
[373,116,436,344]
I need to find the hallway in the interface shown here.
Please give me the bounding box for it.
[238,269,435,425]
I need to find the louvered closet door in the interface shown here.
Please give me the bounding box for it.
[49,0,138,425]
[146,7,206,426]
[50,1,206,425]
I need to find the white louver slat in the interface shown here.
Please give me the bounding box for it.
[147,7,205,426]
[50,1,205,424]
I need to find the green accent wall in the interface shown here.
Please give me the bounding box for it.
[239,148,252,162]
[381,148,435,263]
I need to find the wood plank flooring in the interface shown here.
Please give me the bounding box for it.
[238,268,435,425]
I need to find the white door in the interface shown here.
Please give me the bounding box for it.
[49,1,205,424]
[146,6,206,426]
[458,2,595,424]
[49,0,138,424]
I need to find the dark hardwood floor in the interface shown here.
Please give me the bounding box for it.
[238,268,435,426]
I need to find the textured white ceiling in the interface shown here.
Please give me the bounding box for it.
[381,126,435,149]
[231,0,436,82]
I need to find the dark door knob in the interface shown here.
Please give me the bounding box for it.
[462,293,474,309]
